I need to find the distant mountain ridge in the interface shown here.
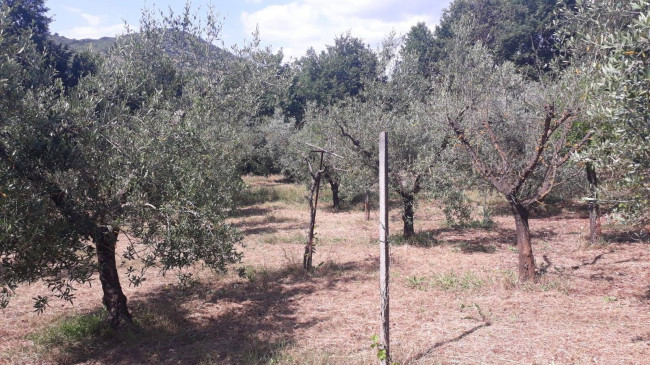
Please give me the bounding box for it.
[49,31,233,62]
[50,33,116,53]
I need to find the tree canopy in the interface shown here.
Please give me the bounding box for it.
[0,4,285,326]
[432,0,576,78]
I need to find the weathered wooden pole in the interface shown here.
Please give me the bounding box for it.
[379,131,390,364]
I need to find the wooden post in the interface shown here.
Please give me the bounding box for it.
[379,131,390,364]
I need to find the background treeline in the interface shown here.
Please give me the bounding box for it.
[1,0,648,327]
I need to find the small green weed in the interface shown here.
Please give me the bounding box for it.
[405,275,428,290]
[261,234,281,244]
[28,311,109,347]
[238,265,271,288]
[370,335,400,364]
[460,302,492,324]
[497,269,519,289]
[603,295,618,302]
[261,232,304,245]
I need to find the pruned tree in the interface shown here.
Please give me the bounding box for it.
[302,151,325,270]
[429,21,591,281]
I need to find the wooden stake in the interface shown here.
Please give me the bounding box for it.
[379,131,390,364]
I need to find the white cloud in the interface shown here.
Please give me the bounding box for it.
[241,0,447,61]
[79,13,103,27]
[60,6,127,39]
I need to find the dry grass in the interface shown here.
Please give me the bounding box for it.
[1,175,649,364]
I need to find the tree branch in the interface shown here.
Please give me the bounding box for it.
[515,106,575,194]
[482,119,509,174]
[337,123,378,171]
[446,106,511,194]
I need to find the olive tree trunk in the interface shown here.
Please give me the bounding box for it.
[510,202,535,282]
[365,190,370,221]
[329,179,340,209]
[93,226,132,328]
[586,163,601,244]
[400,192,415,239]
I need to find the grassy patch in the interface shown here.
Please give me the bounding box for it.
[405,275,429,290]
[237,184,305,206]
[260,232,305,245]
[404,271,485,292]
[450,241,497,254]
[28,310,109,347]
[25,301,202,364]
[535,275,571,294]
[495,269,519,290]
[26,310,116,363]
[433,271,485,291]
[200,337,295,365]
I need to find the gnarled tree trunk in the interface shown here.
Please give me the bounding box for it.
[94,226,132,328]
[364,190,370,221]
[586,163,601,244]
[328,178,340,209]
[400,192,415,239]
[510,201,535,282]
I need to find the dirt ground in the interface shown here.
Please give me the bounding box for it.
[1,175,649,364]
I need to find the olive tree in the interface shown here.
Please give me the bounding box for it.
[309,40,454,239]
[0,5,284,327]
[561,0,650,228]
[428,21,591,281]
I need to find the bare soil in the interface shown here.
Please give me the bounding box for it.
[1,175,649,364]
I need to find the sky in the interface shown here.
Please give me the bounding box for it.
[46,0,453,61]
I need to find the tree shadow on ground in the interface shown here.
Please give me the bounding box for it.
[35,258,377,364]
[230,213,305,236]
[600,229,649,244]
[404,323,490,364]
[489,200,590,219]
[402,226,557,254]
[238,222,305,236]
[229,206,273,218]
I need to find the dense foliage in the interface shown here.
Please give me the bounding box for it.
[0,2,285,325]
[562,0,650,226]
